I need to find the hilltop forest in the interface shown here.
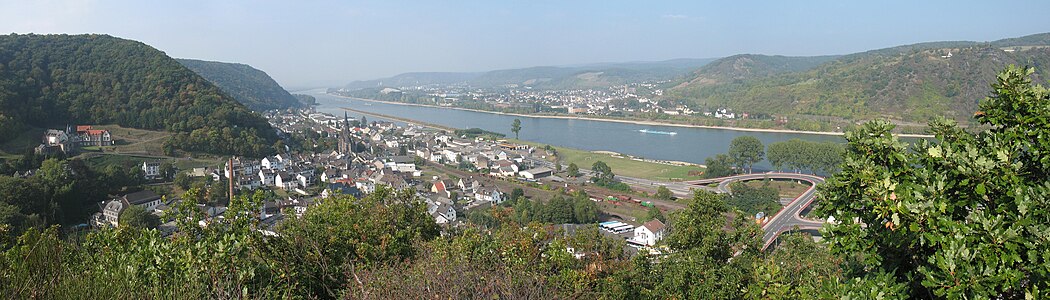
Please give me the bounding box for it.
[177,59,301,111]
[0,34,277,157]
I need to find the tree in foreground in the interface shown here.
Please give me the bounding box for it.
[728,136,764,173]
[625,190,762,298]
[817,66,1050,299]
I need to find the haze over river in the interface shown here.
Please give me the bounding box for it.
[308,90,844,171]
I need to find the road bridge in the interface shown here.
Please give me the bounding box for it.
[688,173,826,250]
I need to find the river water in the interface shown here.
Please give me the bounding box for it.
[307,90,843,170]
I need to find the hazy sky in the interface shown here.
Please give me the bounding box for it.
[2,1,1049,88]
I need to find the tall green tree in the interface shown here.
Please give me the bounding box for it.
[728,136,764,173]
[509,187,525,203]
[817,66,1050,298]
[159,162,177,181]
[701,153,736,178]
[566,163,580,177]
[766,141,791,172]
[590,161,615,185]
[654,186,673,200]
[511,118,522,139]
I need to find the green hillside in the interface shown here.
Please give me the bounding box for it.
[670,33,1050,125]
[177,59,300,111]
[0,34,277,157]
[677,54,839,89]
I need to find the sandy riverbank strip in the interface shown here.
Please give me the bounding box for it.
[326,93,934,138]
[341,108,456,131]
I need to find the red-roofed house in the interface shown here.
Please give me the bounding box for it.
[75,125,113,146]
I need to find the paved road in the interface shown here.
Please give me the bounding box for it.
[616,175,716,196]
[692,173,826,250]
[542,160,714,198]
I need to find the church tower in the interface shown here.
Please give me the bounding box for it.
[338,111,354,154]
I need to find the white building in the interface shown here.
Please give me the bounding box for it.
[261,156,285,171]
[632,219,666,247]
[275,172,297,190]
[142,161,161,179]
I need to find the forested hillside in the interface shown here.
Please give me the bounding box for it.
[0,34,277,157]
[177,59,300,111]
[680,54,839,89]
[670,33,1050,125]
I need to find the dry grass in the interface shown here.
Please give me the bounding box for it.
[93,125,172,156]
[743,179,811,198]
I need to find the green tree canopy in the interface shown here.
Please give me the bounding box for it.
[767,139,844,174]
[590,161,615,184]
[702,153,736,178]
[511,118,522,139]
[637,190,762,298]
[118,205,160,229]
[816,66,1050,298]
[726,182,780,216]
[728,136,765,173]
[566,163,580,177]
[654,185,673,200]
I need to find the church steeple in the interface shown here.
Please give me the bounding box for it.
[338,111,354,154]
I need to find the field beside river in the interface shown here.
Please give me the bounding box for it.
[514,139,704,181]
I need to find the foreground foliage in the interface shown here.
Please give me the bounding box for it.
[818,66,1050,298]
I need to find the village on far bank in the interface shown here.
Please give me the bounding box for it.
[28,106,673,250]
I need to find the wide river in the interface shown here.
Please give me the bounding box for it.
[307,90,843,171]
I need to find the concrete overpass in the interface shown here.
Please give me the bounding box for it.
[687,173,826,250]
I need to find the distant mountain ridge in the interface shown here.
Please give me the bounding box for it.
[341,58,716,90]
[670,32,1050,125]
[177,59,300,111]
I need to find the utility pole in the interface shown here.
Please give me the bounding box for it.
[228,156,235,204]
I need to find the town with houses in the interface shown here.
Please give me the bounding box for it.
[34,107,667,250]
[338,80,747,120]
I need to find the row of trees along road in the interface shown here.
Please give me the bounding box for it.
[767,138,844,174]
[705,135,845,178]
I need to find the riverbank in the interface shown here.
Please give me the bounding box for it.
[328,92,934,138]
[342,107,457,131]
[341,107,705,182]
